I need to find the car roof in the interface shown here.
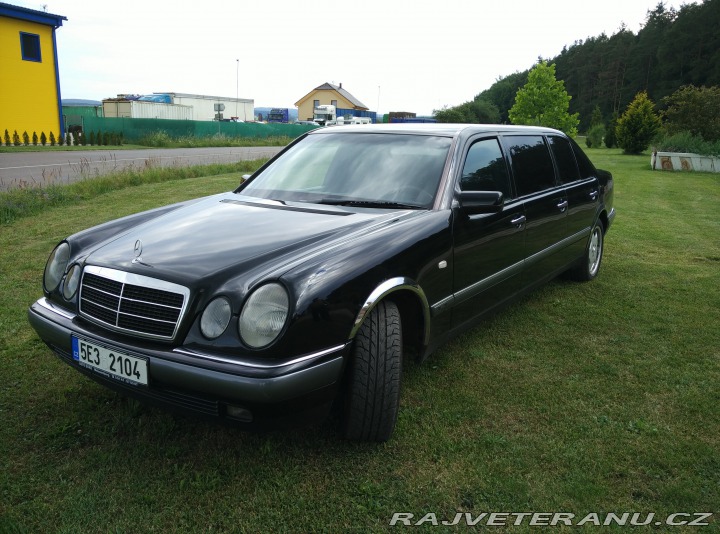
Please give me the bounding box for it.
[307,123,565,138]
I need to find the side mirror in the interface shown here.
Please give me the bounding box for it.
[457,191,504,214]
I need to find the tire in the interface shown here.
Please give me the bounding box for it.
[568,219,604,281]
[343,300,402,442]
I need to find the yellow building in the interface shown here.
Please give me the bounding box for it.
[295,82,370,122]
[0,3,66,140]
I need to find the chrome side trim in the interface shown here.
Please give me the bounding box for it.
[173,344,347,370]
[431,294,454,314]
[350,277,432,345]
[434,227,592,311]
[452,259,525,307]
[36,297,76,320]
[524,228,590,268]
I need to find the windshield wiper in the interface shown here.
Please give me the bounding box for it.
[316,199,424,210]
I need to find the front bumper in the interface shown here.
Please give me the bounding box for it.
[28,298,348,426]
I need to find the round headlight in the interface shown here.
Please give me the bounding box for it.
[200,297,232,339]
[62,264,81,300]
[43,242,70,292]
[238,283,289,348]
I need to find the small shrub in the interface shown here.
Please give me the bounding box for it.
[654,130,720,156]
[40,132,47,146]
[3,129,10,146]
[138,130,174,147]
[58,132,65,146]
[88,131,95,146]
[13,130,21,146]
[49,132,56,146]
[586,124,606,148]
[616,91,662,154]
[31,131,38,146]
[604,115,618,148]
[22,131,30,145]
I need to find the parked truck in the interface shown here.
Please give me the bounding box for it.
[267,108,290,123]
[313,105,337,125]
[313,105,373,126]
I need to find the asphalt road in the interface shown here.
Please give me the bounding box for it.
[0,146,284,191]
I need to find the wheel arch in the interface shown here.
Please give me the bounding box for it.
[349,277,431,356]
[597,209,609,234]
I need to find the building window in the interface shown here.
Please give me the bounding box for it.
[20,32,42,62]
[331,100,337,107]
[313,99,320,109]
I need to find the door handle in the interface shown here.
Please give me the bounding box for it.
[556,200,568,212]
[510,215,526,227]
[589,190,599,201]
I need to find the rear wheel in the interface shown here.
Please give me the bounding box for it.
[568,219,604,281]
[343,300,402,442]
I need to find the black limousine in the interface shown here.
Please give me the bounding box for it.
[29,124,615,441]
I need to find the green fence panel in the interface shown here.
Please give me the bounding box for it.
[78,117,315,142]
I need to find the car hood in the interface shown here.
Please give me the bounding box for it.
[84,192,408,284]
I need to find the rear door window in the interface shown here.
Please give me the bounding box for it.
[505,136,557,196]
[568,137,598,179]
[547,135,581,184]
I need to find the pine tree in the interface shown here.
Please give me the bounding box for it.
[3,129,10,146]
[32,131,38,146]
[40,132,47,146]
[50,132,56,146]
[616,92,662,154]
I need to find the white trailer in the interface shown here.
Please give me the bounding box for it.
[156,92,254,122]
[102,100,193,120]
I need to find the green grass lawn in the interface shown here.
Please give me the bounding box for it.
[0,150,718,532]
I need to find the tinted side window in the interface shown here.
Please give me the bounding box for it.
[460,138,512,199]
[548,135,580,184]
[506,136,557,196]
[568,137,598,179]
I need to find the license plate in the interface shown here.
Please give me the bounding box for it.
[71,336,148,386]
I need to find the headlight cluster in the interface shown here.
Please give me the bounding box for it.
[199,283,289,348]
[200,297,232,340]
[43,242,70,292]
[44,242,82,300]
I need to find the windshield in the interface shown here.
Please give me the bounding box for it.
[239,133,452,208]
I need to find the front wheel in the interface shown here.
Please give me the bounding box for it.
[343,300,402,442]
[568,219,604,281]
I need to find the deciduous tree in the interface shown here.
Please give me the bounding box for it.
[661,85,720,142]
[509,61,580,136]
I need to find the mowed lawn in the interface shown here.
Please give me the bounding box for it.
[0,150,718,532]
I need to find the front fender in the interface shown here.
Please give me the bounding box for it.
[350,277,431,346]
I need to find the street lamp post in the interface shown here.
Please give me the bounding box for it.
[235,59,239,119]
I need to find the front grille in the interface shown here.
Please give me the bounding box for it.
[79,266,190,340]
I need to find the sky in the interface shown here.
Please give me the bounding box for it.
[14,0,687,116]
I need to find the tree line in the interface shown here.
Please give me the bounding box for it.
[436,0,720,131]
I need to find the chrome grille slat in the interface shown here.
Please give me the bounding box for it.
[79,266,190,340]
